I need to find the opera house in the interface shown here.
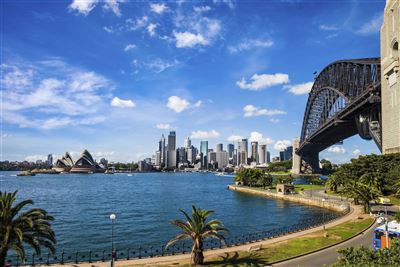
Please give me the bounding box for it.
[53,150,104,173]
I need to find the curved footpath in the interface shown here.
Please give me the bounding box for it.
[37,187,370,267]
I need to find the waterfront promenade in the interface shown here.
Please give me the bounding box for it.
[33,188,369,267]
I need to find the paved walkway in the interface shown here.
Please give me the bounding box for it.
[37,204,363,267]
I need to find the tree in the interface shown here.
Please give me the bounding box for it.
[394,212,400,223]
[259,173,273,189]
[332,239,400,266]
[0,191,56,267]
[166,206,229,265]
[342,181,381,213]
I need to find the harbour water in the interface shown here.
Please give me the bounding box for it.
[0,172,334,254]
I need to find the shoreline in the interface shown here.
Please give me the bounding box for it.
[228,185,350,212]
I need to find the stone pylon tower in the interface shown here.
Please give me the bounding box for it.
[292,137,301,174]
[381,0,400,154]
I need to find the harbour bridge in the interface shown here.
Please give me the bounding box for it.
[295,58,382,173]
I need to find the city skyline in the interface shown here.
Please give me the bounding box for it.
[2,0,383,163]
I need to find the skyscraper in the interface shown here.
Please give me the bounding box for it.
[200,141,208,169]
[227,144,234,158]
[259,145,266,164]
[267,151,271,163]
[47,154,53,166]
[251,141,258,163]
[167,131,177,169]
[216,143,223,152]
[237,139,248,165]
[184,136,191,148]
[159,134,166,166]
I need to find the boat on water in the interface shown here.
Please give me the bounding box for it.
[216,172,225,176]
[105,167,116,174]
[17,171,36,176]
[127,173,134,177]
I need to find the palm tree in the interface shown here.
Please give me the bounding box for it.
[343,182,381,213]
[0,191,56,267]
[166,206,229,265]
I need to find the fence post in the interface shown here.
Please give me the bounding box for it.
[47,253,50,265]
[127,248,130,260]
[89,251,92,263]
[16,255,19,267]
[61,250,64,265]
[139,247,142,259]
[161,246,164,256]
[102,250,105,262]
[75,252,78,264]
[32,253,35,266]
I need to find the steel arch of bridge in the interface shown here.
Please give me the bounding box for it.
[297,58,381,173]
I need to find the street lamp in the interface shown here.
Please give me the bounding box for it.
[322,198,326,230]
[110,213,116,267]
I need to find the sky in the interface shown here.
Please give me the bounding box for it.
[1,0,385,163]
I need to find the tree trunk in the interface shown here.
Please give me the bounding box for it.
[193,249,204,265]
[0,247,8,267]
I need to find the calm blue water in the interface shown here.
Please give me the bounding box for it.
[0,172,331,254]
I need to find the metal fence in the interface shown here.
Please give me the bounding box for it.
[5,210,348,266]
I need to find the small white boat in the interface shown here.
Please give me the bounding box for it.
[127,174,133,177]
[216,172,225,176]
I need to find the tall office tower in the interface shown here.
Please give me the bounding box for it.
[216,144,223,152]
[237,139,248,165]
[259,145,266,164]
[47,154,53,166]
[155,151,161,167]
[167,131,177,169]
[267,151,271,163]
[184,136,191,148]
[216,151,229,170]
[209,151,217,163]
[227,144,234,158]
[159,134,166,166]
[280,146,293,161]
[177,147,186,164]
[251,141,258,163]
[233,148,238,165]
[200,141,208,168]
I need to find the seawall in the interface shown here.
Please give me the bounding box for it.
[228,185,349,212]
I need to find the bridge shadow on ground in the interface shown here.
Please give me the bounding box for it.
[203,251,270,267]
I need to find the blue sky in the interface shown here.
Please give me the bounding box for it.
[1,0,385,163]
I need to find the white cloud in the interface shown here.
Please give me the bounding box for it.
[92,151,115,158]
[212,0,235,9]
[111,97,136,108]
[227,135,244,142]
[126,16,148,31]
[352,149,361,156]
[237,73,289,91]
[173,31,208,48]
[69,0,98,16]
[172,16,221,49]
[141,58,180,73]
[194,100,203,108]
[103,0,125,17]
[124,44,136,51]
[191,129,220,139]
[243,105,287,117]
[156,123,170,129]
[167,96,190,113]
[356,14,383,35]
[69,0,124,16]
[103,26,114,33]
[274,140,291,151]
[147,23,157,37]
[270,118,280,123]
[328,146,346,154]
[319,24,338,31]
[25,154,47,162]
[249,131,274,145]
[150,3,168,14]
[285,81,314,95]
[193,6,212,13]
[228,39,274,53]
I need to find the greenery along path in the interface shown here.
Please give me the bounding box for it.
[145,216,374,267]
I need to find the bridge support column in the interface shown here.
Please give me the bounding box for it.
[381,0,400,154]
[292,137,301,174]
[300,152,320,174]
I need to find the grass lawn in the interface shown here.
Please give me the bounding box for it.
[387,195,400,206]
[294,184,325,193]
[147,217,373,267]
